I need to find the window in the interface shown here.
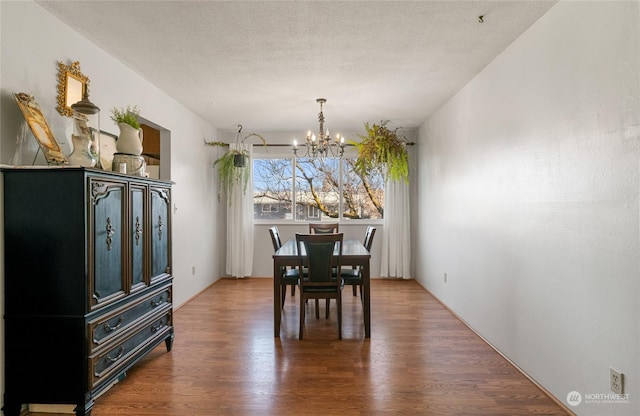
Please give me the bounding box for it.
[261,204,279,213]
[253,156,384,221]
[307,205,320,219]
[342,158,384,220]
[253,158,293,220]
[295,157,340,220]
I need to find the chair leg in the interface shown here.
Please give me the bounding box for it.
[281,285,286,307]
[325,299,330,319]
[291,285,296,296]
[299,294,305,340]
[352,285,357,296]
[315,299,320,319]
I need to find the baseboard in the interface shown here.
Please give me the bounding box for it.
[414,280,575,416]
[173,279,222,311]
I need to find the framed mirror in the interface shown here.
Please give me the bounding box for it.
[57,61,89,117]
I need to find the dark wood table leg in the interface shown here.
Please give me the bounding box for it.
[273,259,281,337]
[363,261,371,338]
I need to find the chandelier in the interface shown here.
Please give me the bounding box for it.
[293,98,346,158]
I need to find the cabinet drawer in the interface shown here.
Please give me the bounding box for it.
[89,310,172,389]
[89,285,172,351]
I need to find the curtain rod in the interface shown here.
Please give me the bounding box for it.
[204,141,414,147]
[248,142,415,147]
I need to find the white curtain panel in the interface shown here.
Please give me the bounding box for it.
[225,143,254,277]
[380,178,411,279]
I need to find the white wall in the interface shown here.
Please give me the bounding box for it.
[0,1,225,408]
[416,2,639,415]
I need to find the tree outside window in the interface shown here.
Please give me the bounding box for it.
[253,157,383,221]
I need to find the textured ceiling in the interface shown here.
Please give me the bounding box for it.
[36,1,556,132]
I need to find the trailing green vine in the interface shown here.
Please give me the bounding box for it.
[212,149,251,204]
[351,120,409,183]
[204,126,267,205]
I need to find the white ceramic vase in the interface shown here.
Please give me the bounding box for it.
[116,122,143,155]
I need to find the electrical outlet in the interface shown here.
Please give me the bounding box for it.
[444,273,447,283]
[192,266,196,276]
[610,368,623,394]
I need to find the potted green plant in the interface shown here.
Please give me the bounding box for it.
[111,105,143,155]
[351,120,409,183]
[204,125,266,204]
[110,105,141,129]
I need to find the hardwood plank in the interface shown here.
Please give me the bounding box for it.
[49,278,570,416]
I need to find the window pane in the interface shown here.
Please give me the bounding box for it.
[295,158,340,220]
[342,158,384,219]
[253,158,293,220]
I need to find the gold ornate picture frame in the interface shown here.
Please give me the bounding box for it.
[57,61,89,117]
[14,92,68,165]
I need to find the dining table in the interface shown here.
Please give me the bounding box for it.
[273,238,372,338]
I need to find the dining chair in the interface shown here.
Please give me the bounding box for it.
[268,226,299,307]
[307,221,338,317]
[308,222,339,234]
[296,232,344,340]
[342,226,376,299]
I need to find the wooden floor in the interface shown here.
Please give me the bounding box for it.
[82,278,569,416]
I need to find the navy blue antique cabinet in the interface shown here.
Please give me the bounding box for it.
[2,167,173,416]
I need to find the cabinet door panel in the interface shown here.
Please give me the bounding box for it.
[91,179,127,309]
[131,185,146,289]
[150,186,171,281]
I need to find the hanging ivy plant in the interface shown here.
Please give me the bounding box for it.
[351,120,409,183]
[211,148,251,203]
[204,125,266,205]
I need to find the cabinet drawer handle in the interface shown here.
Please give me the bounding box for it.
[103,316,124,332]
[105,346,124,364]
[150,297,163,307]
[157,216,164,241]
[106,218,115,251]
[134,216,142,246]
[151,321,164,333]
